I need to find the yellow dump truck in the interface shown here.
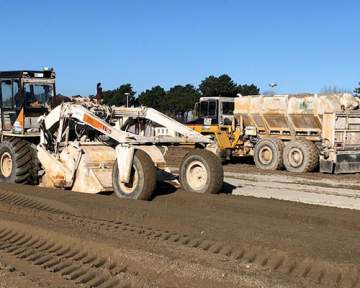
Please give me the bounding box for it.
[189,93,360,173]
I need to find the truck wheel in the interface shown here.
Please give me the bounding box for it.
[179,149,223,194]
[0,138,33,184]
[254,138,284,170]
[283,140,319,173]
[112,149,156,200]
[28,148,40,185]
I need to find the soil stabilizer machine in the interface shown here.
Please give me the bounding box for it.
[0,70,223,200]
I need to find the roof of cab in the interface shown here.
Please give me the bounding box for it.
[0,70,55,79]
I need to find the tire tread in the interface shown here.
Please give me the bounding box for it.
[283,139,319,173]
[0,138,38,184]
[112,149,156,200]
[179,149,223,194]
[254,138,284,170]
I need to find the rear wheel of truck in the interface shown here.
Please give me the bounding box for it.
[254,138,284,170]
[283,140,319,173]
[179,149,223,194]
[112,149,156,200]
[0,138,35,184]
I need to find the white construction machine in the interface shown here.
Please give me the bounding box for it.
[0,70,223,200]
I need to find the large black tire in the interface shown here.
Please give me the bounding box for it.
[112,149,156,200]
[283,140,319,173]
[179,149,223,194]
[0,138,35,184]
[254,138,284,170]
[28,147,40,185]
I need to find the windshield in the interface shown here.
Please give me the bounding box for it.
[199,101,217,117]
[24,83,54,108]
[222,101,234,115]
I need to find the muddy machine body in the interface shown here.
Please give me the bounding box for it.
[0,70,223,199]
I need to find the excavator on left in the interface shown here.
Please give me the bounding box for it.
[0,69,223,200]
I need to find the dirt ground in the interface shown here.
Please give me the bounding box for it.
[0,147,359,287]
[165,146,360,182]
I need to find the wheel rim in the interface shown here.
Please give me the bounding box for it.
[258,146,273,165]
[0,152,13,178]
[288,147,304,168]
[185,160,208,191]
[119,166,139,194]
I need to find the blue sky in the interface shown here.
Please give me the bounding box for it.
[1,0,359,96]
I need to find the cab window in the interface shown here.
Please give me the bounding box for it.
[199,101,208,117]
[1,80,13,108]
[24,83,54,108]
[222,102,234,115]
[13,81,20,108]
[199,101,217,117]
[208,101,217,116]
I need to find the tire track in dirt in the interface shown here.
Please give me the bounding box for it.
[0,223,152,288]
[0,190,73,215]
[1,189,359,288]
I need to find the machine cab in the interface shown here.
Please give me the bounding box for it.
[191,96,234,126]
[0,70,56,136]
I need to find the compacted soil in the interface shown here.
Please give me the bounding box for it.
[0,147,359,287]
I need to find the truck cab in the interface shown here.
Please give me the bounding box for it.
[189,96,234,127]
[187,97,237,160]
[0,69,56,137]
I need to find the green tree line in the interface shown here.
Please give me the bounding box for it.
[355,82,360,96]
[100,76,360,121]
[102,74,259,120]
